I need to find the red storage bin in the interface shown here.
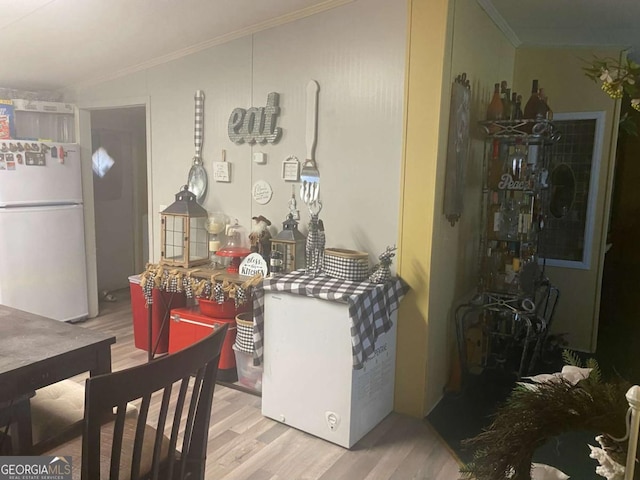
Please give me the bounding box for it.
[197,297,250,319]
[129,274,186,354]
[168,306,237,374]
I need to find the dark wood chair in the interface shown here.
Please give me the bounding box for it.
[45,323,228,480]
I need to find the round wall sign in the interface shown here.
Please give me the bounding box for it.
[252,180,273,205]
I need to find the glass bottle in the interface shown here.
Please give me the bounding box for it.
[518,193,533,241]
[486,83,504,121]
[508,139,527,182]
[514,94,523,120]
[484,240,495,290]
[488,139,503,188]
[538,88,552,120]
[523,79,542,120]
[510,92,518,121]
[526,137,539,175]
[524,80,549,119]
[488,191,501,240]
[492,241,507,291]
[500,192,519,240]
[502,85,512,121]
[269,249,283,274]
[503,242,515,287]
[505,242,520,293]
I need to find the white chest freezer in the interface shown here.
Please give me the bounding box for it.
[261,291,397,448]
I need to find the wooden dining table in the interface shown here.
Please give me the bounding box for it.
[0,304,115,454]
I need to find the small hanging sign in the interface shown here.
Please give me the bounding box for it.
[282,155,300,181]
[239,252,268,277]
[213,149,231,182]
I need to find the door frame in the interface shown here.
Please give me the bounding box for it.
[77,96,152,318]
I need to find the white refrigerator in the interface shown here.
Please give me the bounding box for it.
[0,141,88,322]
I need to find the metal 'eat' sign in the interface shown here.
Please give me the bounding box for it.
[228,92,282,144]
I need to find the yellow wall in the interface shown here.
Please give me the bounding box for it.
[396,0,450,417]
[513,48,620,352]
[399,2,621,416]
[397,0,516,416]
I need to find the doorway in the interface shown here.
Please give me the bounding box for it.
[596,128,640,383]
[90,107,148,296]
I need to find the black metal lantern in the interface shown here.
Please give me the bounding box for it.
[160,185,209,268]
[270,213,306,273]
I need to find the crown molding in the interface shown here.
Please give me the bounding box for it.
[476,0,522,48]
[72,0,354,90]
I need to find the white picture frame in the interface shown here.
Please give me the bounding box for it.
[282,156,300,181]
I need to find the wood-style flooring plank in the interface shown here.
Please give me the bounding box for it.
[75,289,461,479]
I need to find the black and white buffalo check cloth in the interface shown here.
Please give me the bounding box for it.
[251,270,409,369]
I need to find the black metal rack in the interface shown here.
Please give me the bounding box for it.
[455,118,561,383]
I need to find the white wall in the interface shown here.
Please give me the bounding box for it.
[70,0,406,269]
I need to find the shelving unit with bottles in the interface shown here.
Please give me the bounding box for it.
[455,118,560,382]
[478,118,558,298]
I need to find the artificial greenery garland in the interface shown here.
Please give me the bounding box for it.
[459,351,633,480]
[583,55,640,136]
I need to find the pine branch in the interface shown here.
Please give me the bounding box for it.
[585,357,602,384]
[461,376,631,480]
[561,349,583,368]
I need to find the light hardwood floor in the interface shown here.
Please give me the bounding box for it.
[74,289,462,479]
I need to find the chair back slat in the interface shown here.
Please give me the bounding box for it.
[130,394,151,480]
[80,324,227,480]
[178,370,204,479]
[166,378,190,477]
[151,385,173,480]
[187,362,219,469]
[109,407,127,480]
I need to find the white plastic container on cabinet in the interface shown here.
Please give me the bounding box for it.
[232,344,263,392]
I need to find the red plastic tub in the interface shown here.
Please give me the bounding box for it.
[198,297,250,319]
[129,275,186,354]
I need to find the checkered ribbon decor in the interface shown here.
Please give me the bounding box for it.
[252,270,409,369]
[323,251,369,281]
[235,315,254,354]
[194,90,205,161]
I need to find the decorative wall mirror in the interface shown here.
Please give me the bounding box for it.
[549,163,576,219]
[540,111,605,269]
